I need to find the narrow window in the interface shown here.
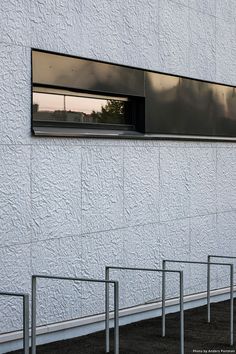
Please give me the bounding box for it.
[33,87,135,130]
[32,50,145,136]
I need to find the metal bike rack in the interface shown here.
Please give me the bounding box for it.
[0,292,29,354]
[163,259,234,346]
[106,266,184,354]
[31,275,119,354]
[207,255,235,344]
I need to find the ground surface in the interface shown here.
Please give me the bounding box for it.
[8,300,236,354]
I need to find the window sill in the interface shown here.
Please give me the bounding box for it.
[33,127,236,142]
[33,126,144,138]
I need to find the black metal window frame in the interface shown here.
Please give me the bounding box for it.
[31,48,236,141]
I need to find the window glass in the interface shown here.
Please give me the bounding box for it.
[33,91,130,126]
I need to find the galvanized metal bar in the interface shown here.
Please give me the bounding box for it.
[23,294,29,354]
[208,255,236,289]
[164,260,233,266]
[208,255,235,345]
[114,281,119,354]
[207,255,211,323]
[162,260,166,337]
[180,271,184,354]
[0,292,30,354]
[31,274,118,354]
[105,267,110,353]
[107,265,184,354]
[209,255,236,260]
[230,264,234,346]
[33,274,117,284]
[165,259,234,346]
[31,276,37,354]
[0,292,27,297]
[106,266,180,273]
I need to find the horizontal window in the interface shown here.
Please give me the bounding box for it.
[33,88,133,129]
[32,50,236,140]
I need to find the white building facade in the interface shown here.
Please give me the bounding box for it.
[0,0,236,352]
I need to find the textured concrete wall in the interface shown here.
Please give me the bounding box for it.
[0,0,236,337]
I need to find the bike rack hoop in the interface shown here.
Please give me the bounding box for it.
[163,259,234,346]
[31,274,119,354]
[207,255,236,347]
[106,266,184,354]
[0,291,29,354]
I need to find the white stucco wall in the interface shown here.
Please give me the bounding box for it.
[0,0,236,344]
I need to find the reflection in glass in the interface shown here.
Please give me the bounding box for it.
[33,91,129,125]
[145,71,236,136]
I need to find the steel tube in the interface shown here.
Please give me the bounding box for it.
[106,266,180,273]
[162,260,166,337]
[114,281,119,354]
[164,260,233,266]
[107,265,184,354]
[208,255,235,346]
[209,255,236,260]
[165,259,233,346]
[230,264,234,346]
[31,274,118,354]
[23,294,29,354]
[31,276,37,354]
[0,292,27,296]
[207,255,211,323]
[105,267,110,353]
[0,292,30,354]
[180,271,184,354]
[33,274,118,283]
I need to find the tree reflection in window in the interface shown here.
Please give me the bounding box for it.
[91,100,125,124]
[33,91,129,126]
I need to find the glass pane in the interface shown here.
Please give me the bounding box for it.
[33,91,129,125]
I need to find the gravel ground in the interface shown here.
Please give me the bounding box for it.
[8,299,236,354]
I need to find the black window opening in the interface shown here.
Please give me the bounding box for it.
[32,50,145,136]
[32,49,236,140]
[33,87,136,131]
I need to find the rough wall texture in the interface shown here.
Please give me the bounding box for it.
[0,0,236,335]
